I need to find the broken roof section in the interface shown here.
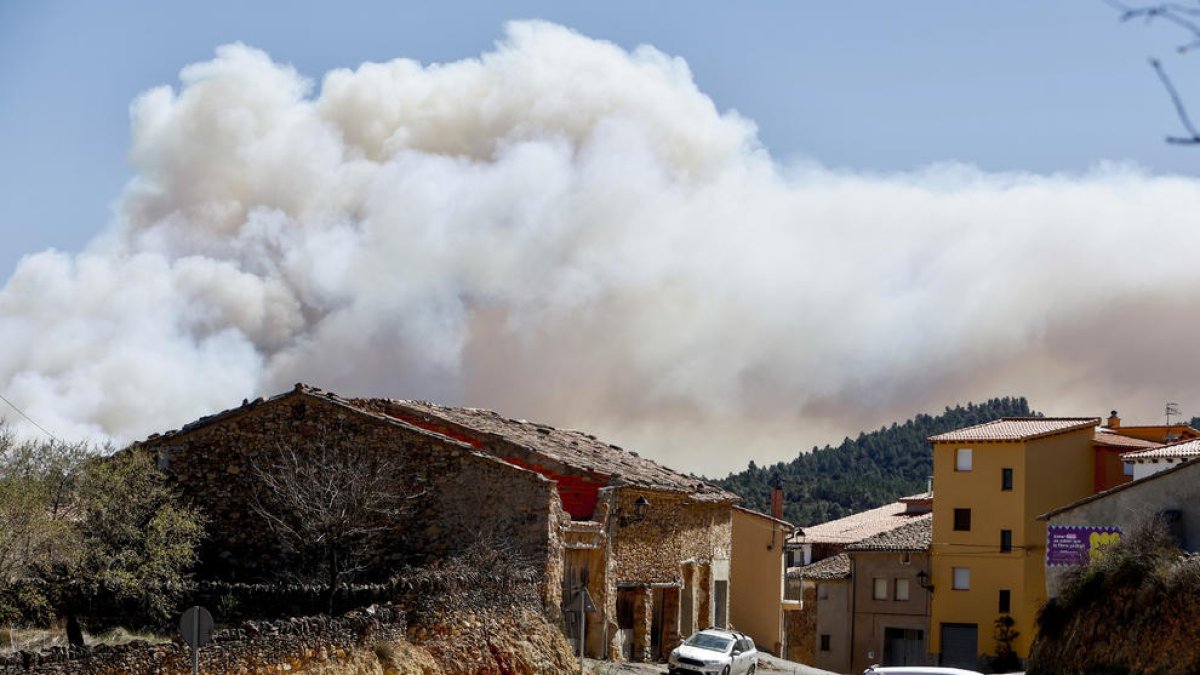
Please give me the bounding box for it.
[928,417,1099,443]
[345,395,737,502]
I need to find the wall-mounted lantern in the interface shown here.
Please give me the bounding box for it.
[917,569,934,593]
[619,495,651,527]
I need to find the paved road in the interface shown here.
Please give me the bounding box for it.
[584,654,840,675]
[758,653,841,675]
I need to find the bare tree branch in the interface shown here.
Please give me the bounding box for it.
[249,424,425,614]
[1150,57,1200,142]
[1106,0,1200,143]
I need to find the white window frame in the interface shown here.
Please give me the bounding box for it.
[952,567,970,590]
[895,578,910,601]
[956,448,973,472]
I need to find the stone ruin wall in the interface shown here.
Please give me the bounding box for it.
[0,603,578,675]
[605,488,734,660]
[140,391,565,608]
[0,606,408,675]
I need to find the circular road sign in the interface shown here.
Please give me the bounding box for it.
[180,606,214,649]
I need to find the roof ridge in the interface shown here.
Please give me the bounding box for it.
[999,416,1095,421]
[350,397,736,501]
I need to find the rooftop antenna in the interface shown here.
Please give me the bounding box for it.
[1166,402,1181,427]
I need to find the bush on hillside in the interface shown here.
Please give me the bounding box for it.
[1029,517,1200,675]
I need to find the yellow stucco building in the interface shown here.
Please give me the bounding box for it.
[927,417,1099,669]
[730,505,795,655]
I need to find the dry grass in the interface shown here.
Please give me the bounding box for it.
[0,622,169,655]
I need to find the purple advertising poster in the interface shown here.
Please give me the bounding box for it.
[1046,525,1122,567]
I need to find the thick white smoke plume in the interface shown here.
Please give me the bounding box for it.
[4,21,1200,475]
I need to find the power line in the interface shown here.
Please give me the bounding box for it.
[0,392,59,442]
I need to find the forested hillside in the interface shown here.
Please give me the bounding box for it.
[716,397,1036,527]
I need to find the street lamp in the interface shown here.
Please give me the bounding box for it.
[619,495,651,527]
[916,570,934,592]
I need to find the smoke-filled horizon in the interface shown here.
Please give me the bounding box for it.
[2,21,1200,476]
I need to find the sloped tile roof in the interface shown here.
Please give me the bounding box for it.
[135,384,733,501]
[929,417,1099,443]
[1093,430,1163,450]
[845,514,932,552]
[790,496,932,546]
[1122,438,1200,461]
[349,397,737,501]
[787,553,850,581]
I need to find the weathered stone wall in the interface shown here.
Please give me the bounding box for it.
[0,604,577,675]
[784,589,815,663]
[0,606,408,674]
[140,390,564,607]
[603,487,733,660]
[608,489,732,586]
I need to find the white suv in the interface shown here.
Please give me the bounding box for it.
[667,628,757,675]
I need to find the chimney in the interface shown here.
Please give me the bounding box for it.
[1106,410,1120,429]
[770,474,784,520]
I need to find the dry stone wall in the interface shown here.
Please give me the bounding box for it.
[0,605,407,674]
[0,604,577,675]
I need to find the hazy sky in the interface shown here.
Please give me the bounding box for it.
[2,1,1196,279]
[2,2,1200,476]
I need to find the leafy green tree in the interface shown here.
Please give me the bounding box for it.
[71,449,205,624]
[0,431,87,624]
[0,428,204,638]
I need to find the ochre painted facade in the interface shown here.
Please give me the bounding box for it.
[730,507,792,655]
[929,426,1095,665]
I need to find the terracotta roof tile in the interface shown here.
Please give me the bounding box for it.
[845,514,932,552]
[1122,438,1200,461]
[929,417,1099,443]
[1093,431,1163,450]
[790,498,932,546]
[787,553,851,581]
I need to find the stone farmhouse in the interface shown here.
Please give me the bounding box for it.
[135,383,739,662]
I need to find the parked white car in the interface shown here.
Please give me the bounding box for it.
[667,629,757,675]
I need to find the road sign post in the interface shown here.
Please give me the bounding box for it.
[180,606,214,675]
